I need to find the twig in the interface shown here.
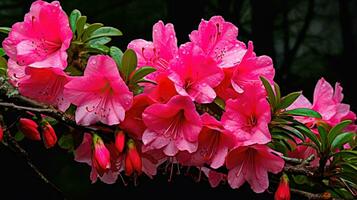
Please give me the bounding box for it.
[4,131,65,198]
[291,188,343,200]
[284,165,315,177]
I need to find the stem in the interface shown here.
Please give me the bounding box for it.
[290,188,343,200]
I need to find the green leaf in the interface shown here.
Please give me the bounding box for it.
[14,131,25,141]
[318,125,328,152]
[214,97,226,110]
[295,125,321,149]
[328,120,352,145]
[76,16,87,38]
[0,57,7,76]
[135,79,157,85]
[279,125,305,141]
[109,46,123,68]
[85,27,122,41]
[82,23,104,41]
[274,82,281,104]
[69,9,81,33]
[0,48,5,57]
[331,132,355,150]
[58,134,74,150]
[334,150,357,158]
[0,27,11,34]
[87,37,111,46]
[86,44,109,54]
[277,91,302,110]
[130,66,156,84]
[121,49,137,81]
[292,175,309,185]
[260,76,276,109]
[284,108,322,118]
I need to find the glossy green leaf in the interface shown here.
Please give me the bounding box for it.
[334,150,357,158]
[85,27,122,41]
[318,126,328,152]
[278,91,302,110]
[280,125,305,141]
[0,57,7,76]
[295,125,321,149]
[0,27,11,34]
[86,44,109,54]
[328,120,352,145]
[69,9,81,33]
[0,48,5,57]
[260,76,276,109]
[76,16,87,38]
[130,66,156,84]
[109,46,123,68]
[331,132,355,150]
[274,82,281,104]
[121,49,137,80]
[58,134,74,150]
[87,37,111,46]
[82,23,103,40]
[284,108,322,118]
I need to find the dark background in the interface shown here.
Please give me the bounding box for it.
[1,0,357,199]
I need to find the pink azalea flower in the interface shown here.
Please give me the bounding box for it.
[143,73,178,103]
[119,94,155,139]
[142,95,202,156]
[7,59,28,87]
[74,133,122,184]
[2,0,72,69]
[214,67,239,101]
[202,167,227,188]
[64,55,133,126]
[226,144,284,193]
[18,67,71,111]
[127,20,178,79]
[177,113,234,168]
[222,83,271,146]
[231,41,275,93]
[189,16,246,68]
[288,78,356,127]
[168,43,224,103]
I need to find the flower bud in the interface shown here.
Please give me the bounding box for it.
[115,130,125,153]
[274,174,290,200]
[42,122,57,149]
[125,139,142,176]
[0,125,3,142]
[19,118,41,141]
[92,134,110,176]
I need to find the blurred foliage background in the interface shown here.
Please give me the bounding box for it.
[0,0,356,199]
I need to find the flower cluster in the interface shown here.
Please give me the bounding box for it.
[1,0,356,198]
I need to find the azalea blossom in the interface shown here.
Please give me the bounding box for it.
[201,167,226,188]
[231,41,275,93]
[142,95,202,156]
[64,55,133,126]
[226,144,284,193]
[288,78,356,127]
[2,0,72,69]
[18,67,71,111]
[128,20,178,79]
[190,16,246,68]
[168,43,224,103]
[222,83,271,146]
[177,113,234,169]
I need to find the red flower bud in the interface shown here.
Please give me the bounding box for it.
[125,139,142,176]
[275,174,290,200]
[0,125,4,142]
[19,118,41,141]
[115,130,125,153]
[92,134,110,176]
[42,122,57,149]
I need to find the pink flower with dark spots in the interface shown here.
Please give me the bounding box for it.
[222,83,271,146]
[128,20,178,79]
[142,95,202,156]
[168,43,224,104]
[226,144,284,193]
[190,16,246,68]
[231,41,275,93]
[18,67,71,111]
[64,55,133,126]
[2,0,72,69]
